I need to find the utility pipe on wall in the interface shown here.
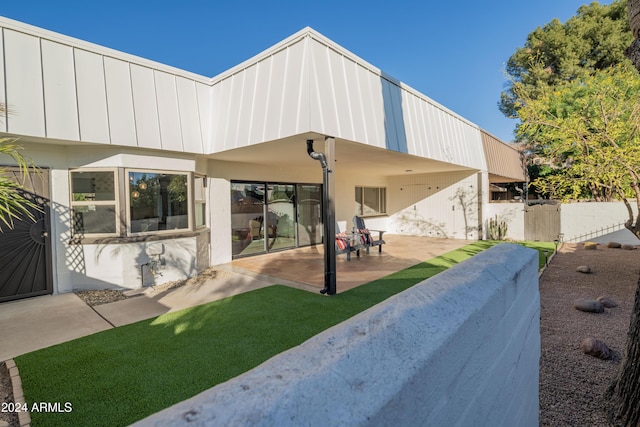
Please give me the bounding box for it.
[307,139,336,295]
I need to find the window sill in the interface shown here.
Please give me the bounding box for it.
[69,228,210,245]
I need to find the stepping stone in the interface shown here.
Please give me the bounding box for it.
[574,298,604,313]
[576,265,592,274]
[580,337,611,360]
[584,242,598,250]
[597,296,619,308]
[607,242,622,248]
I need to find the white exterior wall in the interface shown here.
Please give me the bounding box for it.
[561,201,639,242]
[486,202,527,241]
[208,177,232,266]
[486,201,639,242]
[134,244,540,427]
[0,19,209,152]
[386,171,481,240]
[22,142,206,292]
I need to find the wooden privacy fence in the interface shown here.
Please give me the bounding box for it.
[524,203,561,242]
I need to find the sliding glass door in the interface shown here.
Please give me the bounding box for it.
[231,181,322,258]
[230,182,266,257]
[296,184,322,246]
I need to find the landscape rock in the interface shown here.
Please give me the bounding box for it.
[584,242,598,250]
[576,265,592,274]
[621,244,636,250]
[607,242,622,248]
[573,298,605,313]
[597,296,619,308]
[0,420,9,427]
[580,337,611,360]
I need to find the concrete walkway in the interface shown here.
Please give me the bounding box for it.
[0,235,469,362]
[0,268,289,362]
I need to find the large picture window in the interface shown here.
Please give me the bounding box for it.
[70,169,118,235]
[355,186,386,216]
[128,171,190,234]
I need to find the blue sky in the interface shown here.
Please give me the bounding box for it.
[0,0,616,143]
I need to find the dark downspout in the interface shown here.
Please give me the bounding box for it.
[307,139,336,295]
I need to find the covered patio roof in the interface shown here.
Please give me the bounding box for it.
[207,133,477,176]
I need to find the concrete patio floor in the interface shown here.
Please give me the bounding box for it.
[230,234,472,292]
[0,234,471,361]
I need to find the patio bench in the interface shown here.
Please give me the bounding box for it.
[353,215,386,254]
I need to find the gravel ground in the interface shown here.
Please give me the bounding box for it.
[0,362,16,427]
[539,243,640,426]
[1,247,638,426]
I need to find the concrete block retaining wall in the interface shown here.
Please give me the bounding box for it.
[135,244,540,427]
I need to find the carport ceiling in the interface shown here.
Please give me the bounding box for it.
[208,135,475,176]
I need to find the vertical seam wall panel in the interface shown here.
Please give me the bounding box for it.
[103,57,137,146]
[130,64,161,149]
[4,29,45,136]
[128,62,140,148]
[176,76,204,153]
[74,49,110,144]
[174,74,185,151]
[41,40,80,141]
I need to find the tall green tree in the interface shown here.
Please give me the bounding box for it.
[0,103,37,230]
[500,0,632,121]
[516,62,640,236]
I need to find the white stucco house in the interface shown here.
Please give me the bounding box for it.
[0,17,525,302]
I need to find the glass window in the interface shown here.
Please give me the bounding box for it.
[70,170,118,235]
[355,186,386,216]
[129,171,190,234]
[194,175,206,228]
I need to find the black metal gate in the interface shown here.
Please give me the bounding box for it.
[524,203,561,242]
[0,167,52,302]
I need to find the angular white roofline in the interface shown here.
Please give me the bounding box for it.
[0,16,212,84]
[0,17,507,174]
[212,26,482,132]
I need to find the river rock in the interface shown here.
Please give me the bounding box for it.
[576,265,592,274]
[597,296,619,308]
[574,298,605,313]
[580,337,611,360]
[607,242,622,248]
[584,242,598,250]
[622,244,636,250]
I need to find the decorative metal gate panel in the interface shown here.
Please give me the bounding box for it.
[524,203,561,242]
[0,168,52,303]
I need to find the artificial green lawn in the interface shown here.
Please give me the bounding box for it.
[15,240,554,427]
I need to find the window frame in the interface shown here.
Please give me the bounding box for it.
[355,186,387,217]
[125,168,193,236]
[194,174,207,229]
[69,168,120,237]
